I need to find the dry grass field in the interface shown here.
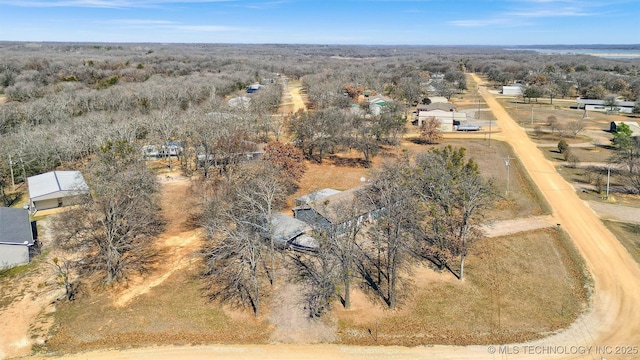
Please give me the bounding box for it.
[603,220,640,264]
[336,229,587,346]
[31,137,589,356]
[492,90,640,269]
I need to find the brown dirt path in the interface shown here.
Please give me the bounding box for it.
[113,173,201,308]
[279,79,306,114]
[0,219,61,360]
[480,215,558,238]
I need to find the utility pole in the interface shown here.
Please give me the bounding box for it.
[531,104,534,125]
[606,165,611,200]
[504,157,513,196]
[8,155,15,191]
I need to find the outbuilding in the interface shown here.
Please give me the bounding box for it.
[0,207,35,269]
[610,121,640,137]
[415,109,467,131]
[502,84,524,96]
[578,98,636,114]
[27,171,89,211]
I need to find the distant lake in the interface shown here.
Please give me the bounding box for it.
[505,48,640,59]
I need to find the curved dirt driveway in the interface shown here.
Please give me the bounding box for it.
[32,75,640,360]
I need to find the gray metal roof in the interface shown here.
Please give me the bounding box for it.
[296,185,376,225]
[28,171,89,202]
[271,213,311,245]
[577,98,636,107]
[290,234,318,251]
[0,207,33,246]
[295,188,342,206]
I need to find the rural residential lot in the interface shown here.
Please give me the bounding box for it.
[0,43,639,360]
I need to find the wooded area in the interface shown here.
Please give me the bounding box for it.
[1,42,638,319]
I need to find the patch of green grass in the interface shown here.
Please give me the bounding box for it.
[603,220,640,264]
[0,262,34,280]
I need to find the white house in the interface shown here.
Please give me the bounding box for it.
[0,207,35,269]
[367,95,391,116]
[27,171,89,211]
[577,98,636,114]
[417,109,467,131]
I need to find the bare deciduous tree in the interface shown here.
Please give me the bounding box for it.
[415,146,495,280]
[420,117,443,144]
[53,139,163,284]
[201,162,287,316]
[567,120,586,138]
[363,157,417,308]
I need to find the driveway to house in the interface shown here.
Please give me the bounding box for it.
[587,201,640,224]
[27,75,640,360]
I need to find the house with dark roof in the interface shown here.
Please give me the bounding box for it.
[0,207,35,269]
[27,171,89,211]
[292,186,381,235]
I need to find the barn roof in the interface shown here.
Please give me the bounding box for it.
[0,207,33,246]
[28,171,89,202]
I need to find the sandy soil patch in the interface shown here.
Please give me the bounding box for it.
[0,219,61,359]
[113,174,202,308]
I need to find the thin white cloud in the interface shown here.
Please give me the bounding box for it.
[175,25,242,31]
[100,19,177,24]
[0,0,235,8]
[506,8,594,17]
[449,18,522,28]
[450,0,605,28]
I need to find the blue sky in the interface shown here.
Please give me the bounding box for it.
[0,0,638,45]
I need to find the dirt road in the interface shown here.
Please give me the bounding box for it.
[473,73,640,356]
[279,79,307,114]
[30,75,640,360]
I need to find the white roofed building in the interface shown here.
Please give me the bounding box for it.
[27,171,89,211]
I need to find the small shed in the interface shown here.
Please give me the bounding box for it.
[610,121,640,137]
[28,171,89,211]
[246,84,261,93]
[0,207,35,269]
